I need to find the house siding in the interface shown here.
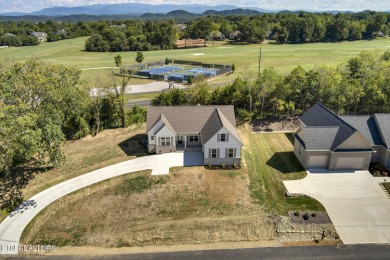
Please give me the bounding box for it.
[203,127,242,165]
[372,146,390,168]
[329,152,372,170]
[154,125,176,154]
[336,132,372,150]
[294,138,308,168]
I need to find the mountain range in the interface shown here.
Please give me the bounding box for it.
[0,3,272,16]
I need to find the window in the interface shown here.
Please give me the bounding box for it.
[160,137,171,146]
[228,148,234,158]
[220,134,226,142]
[189,136,199,142]
[151,136,155,141]
[211,149,217,158]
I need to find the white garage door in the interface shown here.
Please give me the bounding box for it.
[335,157,365,170]
[308,155,328,168]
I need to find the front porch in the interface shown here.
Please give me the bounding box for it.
[176,135,202,151]
[176,144,202,151]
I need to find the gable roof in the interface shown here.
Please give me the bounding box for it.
[146,106,242,144]
[299,102,357,150]
[374,114,390,148]
[201,108,242,144]
[340,115,384,147]
[154,114,176,135]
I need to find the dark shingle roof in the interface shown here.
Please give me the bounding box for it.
[340,115,384,146]
[146,106,242,144]
[301,126,339,150]
[299,102,357,150]
[200,108,242,144]
[374,114,390,148]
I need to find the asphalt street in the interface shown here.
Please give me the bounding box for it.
[7,245,390,260]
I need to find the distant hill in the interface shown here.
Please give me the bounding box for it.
[140,10,200,20]
[28,3,245,16]
[203,8,264,16]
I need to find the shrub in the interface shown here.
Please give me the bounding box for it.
[294,212,300,217]
[311,213,316,217]
[303,213,310,220]
[236,108,253,121]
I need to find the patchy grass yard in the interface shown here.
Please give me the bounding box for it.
[21,167,275,249]
[241,125,324,215]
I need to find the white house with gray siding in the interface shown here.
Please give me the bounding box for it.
[294,102,390,170]
[146,106,243,166]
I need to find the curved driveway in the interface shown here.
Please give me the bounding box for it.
[284,170,390,244]
[0,153,186,255]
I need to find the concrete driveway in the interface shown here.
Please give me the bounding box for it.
[0,153,185,255]
[284,170,390,244]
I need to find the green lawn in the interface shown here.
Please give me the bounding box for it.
[1,37,389,81]
[244,130,324,215]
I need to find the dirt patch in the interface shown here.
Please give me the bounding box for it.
[251,117,299,132]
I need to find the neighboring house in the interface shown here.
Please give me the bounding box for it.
[146,106,243,165]
[111,24,126,29]
[229,31,241,40]
[176,24,186,33]
[31,32,47,42]
[294,102,390,170]
[209,31,226,41]
[53,29,66,35]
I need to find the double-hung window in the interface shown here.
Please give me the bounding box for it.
[211,149,217,158]
[228,148,234,158]
[160,137,171,146]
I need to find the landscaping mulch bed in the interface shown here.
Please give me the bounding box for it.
[369,163,390,177]
[205,165,241,170]
[251,117,299,132]
[288,211,332,224]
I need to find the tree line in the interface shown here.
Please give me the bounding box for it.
[1,11,389,49]
[151,50,390,119]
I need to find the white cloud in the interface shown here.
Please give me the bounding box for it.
[0,0,389,13]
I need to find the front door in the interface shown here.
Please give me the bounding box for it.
[178,136,183,145]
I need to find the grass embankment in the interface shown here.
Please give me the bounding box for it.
[1,37,389,81]
[22,124,147,201]
[242,127,324,215]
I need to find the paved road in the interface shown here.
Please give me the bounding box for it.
[90,82,185,97]
[284,170,390,244]
[127,99,151,107]
[0,153,186,255]
[8,245,390,259]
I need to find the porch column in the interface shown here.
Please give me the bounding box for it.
[184,136,187,149]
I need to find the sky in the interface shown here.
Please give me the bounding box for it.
[0,0,389,13]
